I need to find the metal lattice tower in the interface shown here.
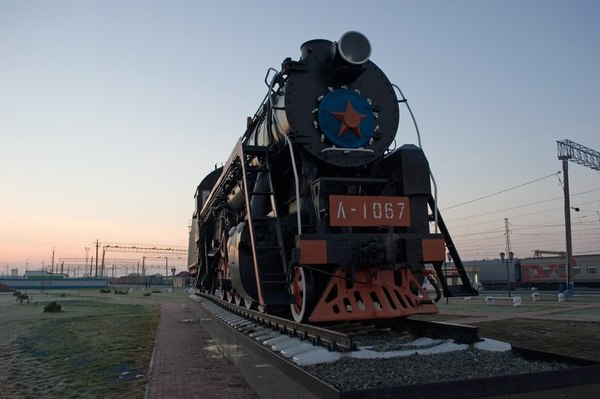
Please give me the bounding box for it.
[556,139,600,296]
[102,243,187,254]
[58,257,141,277]
[504,218,512,256]
[557,139,600,170]
[100,243,187,277]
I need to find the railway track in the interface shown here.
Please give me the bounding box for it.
[194,292,354,351]
[193,292,481,352]
[189,293,600,398]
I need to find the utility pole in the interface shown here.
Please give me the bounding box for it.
[51,247,56,274]
[560,156,574,296]
[101,249,106,277]
[504,218,511,261]
[557,140,600,296]
[95,239,100,278]
[503,218,513,297]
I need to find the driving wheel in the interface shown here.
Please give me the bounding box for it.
[290,265,316,323]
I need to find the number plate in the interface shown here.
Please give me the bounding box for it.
[329,195,411,227]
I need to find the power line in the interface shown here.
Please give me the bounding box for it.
[438,162,599,258]
[442,171,561,211]
[453,218,597,240]
[445,188,600,223]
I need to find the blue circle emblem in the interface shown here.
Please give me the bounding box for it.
[317,89,374,148]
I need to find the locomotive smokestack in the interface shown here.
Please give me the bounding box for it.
[332,31,371,65]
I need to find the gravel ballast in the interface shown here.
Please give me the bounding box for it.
[302,347,572,390]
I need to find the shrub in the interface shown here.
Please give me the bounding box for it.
[44,301,62,312]
[114,289,128,295]
[152,290,161,294]
[100,288,111,294]
[143,292,152,297]
[16,294,29,304]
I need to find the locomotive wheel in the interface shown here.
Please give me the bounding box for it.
[290,265,316,323]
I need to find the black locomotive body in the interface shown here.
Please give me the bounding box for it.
[188,32,477,323]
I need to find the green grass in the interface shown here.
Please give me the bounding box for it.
[0,289,188,398]
[477,319,600,362]
[415,292,600,362]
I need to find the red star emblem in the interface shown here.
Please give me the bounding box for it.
[332,100,367,138]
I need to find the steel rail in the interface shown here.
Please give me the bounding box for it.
[195,292,354,351]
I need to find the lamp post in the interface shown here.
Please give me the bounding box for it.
[171,267,176,292]
[445,252,452,304]
[142,256,147,288]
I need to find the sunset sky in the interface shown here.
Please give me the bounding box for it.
[1,0,599,275]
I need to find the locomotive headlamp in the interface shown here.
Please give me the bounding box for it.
[332,31,371,65]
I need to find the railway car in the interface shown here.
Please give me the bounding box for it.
[188,32,477,323]
[520,254,600,289]
[472,260,519,290]
[474,254,600,290]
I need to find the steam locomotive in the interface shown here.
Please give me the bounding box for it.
[188,32,477,323]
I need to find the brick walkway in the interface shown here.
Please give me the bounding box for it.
[145,301,257,399]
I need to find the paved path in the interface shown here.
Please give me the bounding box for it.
[145,301,257,399]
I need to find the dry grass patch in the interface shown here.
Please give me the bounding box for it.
[0,293,160,398]
[477,318,600,362]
